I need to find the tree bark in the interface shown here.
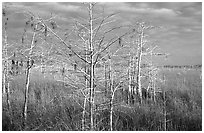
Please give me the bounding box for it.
[136,27,144,103]
[109,58,114,131]
[82,96,87,131]
[88,3,95,131]
[23,24,37,130]
[23,65,31,129]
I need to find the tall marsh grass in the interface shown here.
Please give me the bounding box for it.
[2,68,202,131]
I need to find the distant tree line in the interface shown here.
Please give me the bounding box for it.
[163,64,202,69]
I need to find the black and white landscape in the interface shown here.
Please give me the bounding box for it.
[2,2,202,131]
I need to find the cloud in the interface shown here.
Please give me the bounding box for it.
[4,2,83,19]
[100,2,178,16]
[3,2,202,65]
[40,2,81,12]
[150,8,177,16]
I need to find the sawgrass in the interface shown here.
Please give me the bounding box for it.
[2,67,202,131]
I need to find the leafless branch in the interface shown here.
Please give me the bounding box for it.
[42,22,90,64]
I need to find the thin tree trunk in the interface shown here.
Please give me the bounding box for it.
[108,56,111,95]
[3,14,13,124]
[163,75,167,131]
[153,78,156,103]
[23,66,31,129]
[164,105,167,131]
[104,62,108,96]
[132,54,136,95]
[110,92,114,131]
[6,81,13,126]
[162,89,167,131]
[149,45,153,101]
[82,65,88,130]
[128,53,132,94]
[3,8,8,94]
[3,63,7,94]
[82,96,87,131]
[128,59,131,104]
[23,24,37,130]
[128,52,134,104]
[109,58,114,131]
[90,54,95,131]
[136,28,144,103]
[89,3,95,130]
[82,30,89,131]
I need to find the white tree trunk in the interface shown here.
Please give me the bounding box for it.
[136,28,144,103]
[23,66,31,129]
[88,3,95,130]
[23,25,37,130]
[109,58,114,131]
[82,96,87,130]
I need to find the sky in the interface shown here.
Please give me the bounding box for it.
[2,2,202,66]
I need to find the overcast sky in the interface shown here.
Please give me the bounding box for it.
[2,2,202,65]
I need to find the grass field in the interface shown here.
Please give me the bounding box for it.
[2,67,202,131]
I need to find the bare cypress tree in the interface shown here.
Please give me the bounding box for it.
[23,24,37,130]
[108,55,113,131]
[82,41,89,131]
[2,7,13,126]
[135,23,145,103]
[104,61,108,96]
[128,52,134,104]
[105,53,125,131]
[2,7,8,93]
[161,74,172,131]
[88,3,95,130]
[82,93,87,130]
[33,3,132,130]
[128,21,168,104]
[21,13,49,129]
